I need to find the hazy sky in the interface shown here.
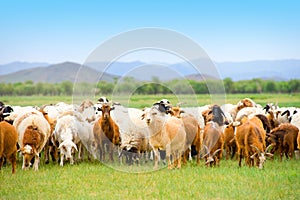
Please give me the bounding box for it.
[1,0,299,64]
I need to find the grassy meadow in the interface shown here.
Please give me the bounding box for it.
[1,93,300,108]
[1,94,300,199]
[1,158,299,199]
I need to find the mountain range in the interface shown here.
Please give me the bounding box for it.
[0,59,299,83]
[0,62,117,83]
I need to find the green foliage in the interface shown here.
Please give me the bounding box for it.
[0,78,300,96]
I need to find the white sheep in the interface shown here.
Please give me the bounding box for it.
[290,112,300,130]
[13,108,51,170]
[53,111,84,166]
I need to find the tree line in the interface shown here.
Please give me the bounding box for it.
[0,78,300,96]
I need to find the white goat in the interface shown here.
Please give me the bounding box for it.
[141,106,186,169]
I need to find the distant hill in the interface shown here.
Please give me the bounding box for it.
[0,59,299,82]
[0,62,118,83]
[215,59,300,81]
[0,61,49,75]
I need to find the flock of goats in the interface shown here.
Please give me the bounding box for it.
[0,96,300,174]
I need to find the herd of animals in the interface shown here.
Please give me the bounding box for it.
[0,96,300,174]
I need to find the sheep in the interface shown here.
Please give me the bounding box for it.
[202,121,224,167]
[78,99,97,123]
[290,112,300,129]
[0,121,18,174]
[235,107,265,122]
[14,109,51,170]
[116,106,151,165]
[0,105,14,122]
[141,105,186,169]
[234,116,273,169]
[237,98,261,111]
[274,107,299,124]
[52,111,85,166]
[93,103,121,162]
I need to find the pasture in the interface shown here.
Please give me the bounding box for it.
[1,94,300,199]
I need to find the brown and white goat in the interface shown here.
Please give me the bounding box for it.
[14,110,51,170]
[93,103,120,162]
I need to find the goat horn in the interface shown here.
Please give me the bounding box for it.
[265,144,274,153]
[212,148,222,157]
[250,145,261,154]
[202,145,210,158]
[72,143,78,152]
[250,152,257,159]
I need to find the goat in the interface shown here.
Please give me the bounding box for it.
[202,121,224,167]
[234,116,273,169]
[93,103,120,162]
[141,105,186,169]
[223,123,237,160]
[167,106,202,164]
[267,123,299,161]
[0,121,18,174]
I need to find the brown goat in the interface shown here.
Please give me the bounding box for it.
[223,123,237,160]
[0,121,18,174]
[39,109,58,164]
[235,116,272,169]
[93,104,120,162]
[202,121,224,167]
[267,123,299,161]
[167,107,202,164]
[298,130,300,150]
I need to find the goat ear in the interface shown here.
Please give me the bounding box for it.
[110,106,115,111]
[180,110,185,114]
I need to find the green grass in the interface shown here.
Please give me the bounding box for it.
[1,158,299,199]
[1,93,300,108]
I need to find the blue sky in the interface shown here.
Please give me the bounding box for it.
[0,0,299,64]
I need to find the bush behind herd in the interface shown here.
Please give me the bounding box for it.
[1,78,300,96]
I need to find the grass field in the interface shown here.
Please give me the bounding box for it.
[1,94,300,199]
[1,157,299,199]
[1,93,300,108]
